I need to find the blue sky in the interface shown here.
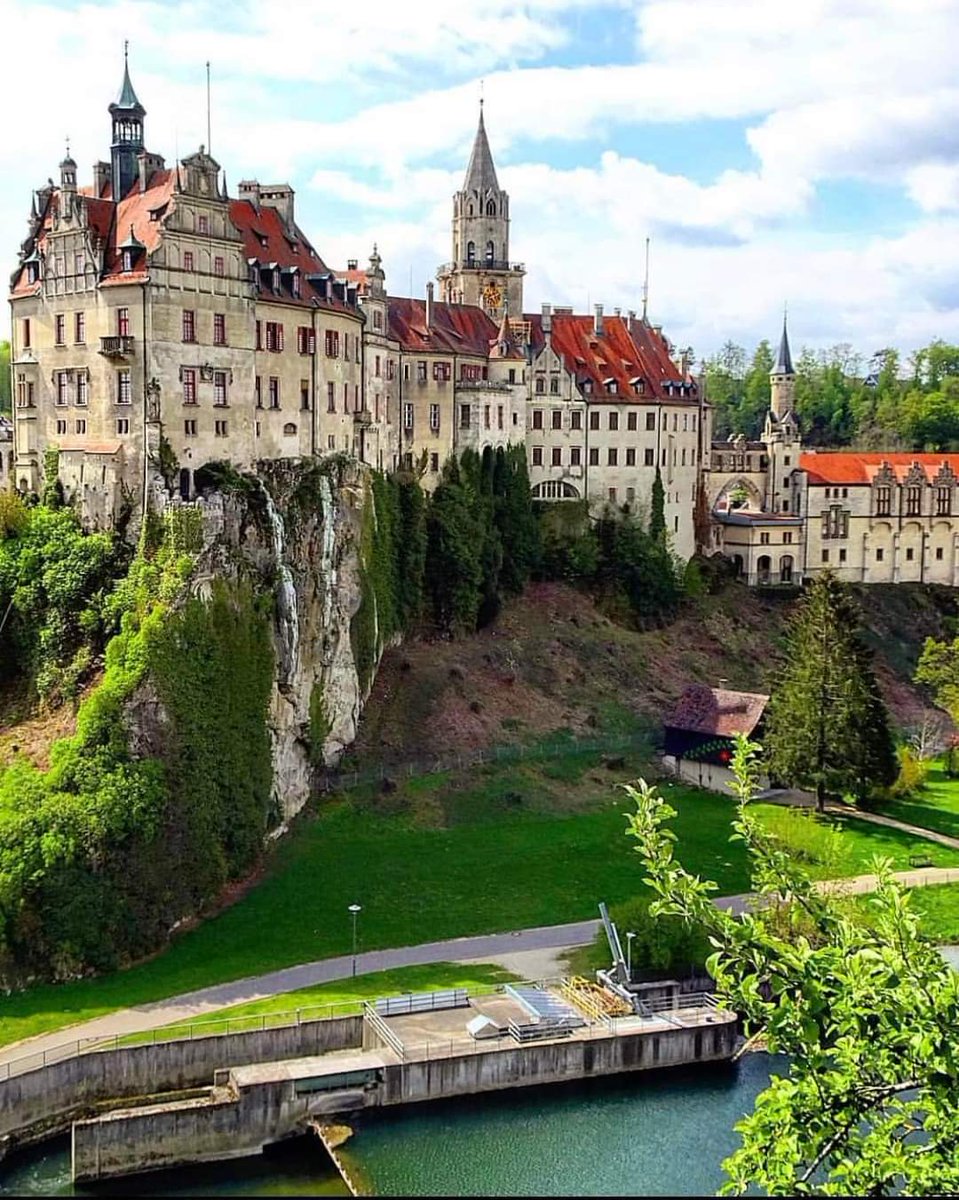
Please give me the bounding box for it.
[3,0,959,364]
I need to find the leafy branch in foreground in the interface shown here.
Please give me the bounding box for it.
[623,734,959,1196]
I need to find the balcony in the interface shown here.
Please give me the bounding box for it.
[99,335,135,359]
[455,379,510,393]
[437,260,525,274]
[353,409,372,426]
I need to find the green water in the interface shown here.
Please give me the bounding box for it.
[0,1055,781,1197]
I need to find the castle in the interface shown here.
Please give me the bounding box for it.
[9,53,959,585]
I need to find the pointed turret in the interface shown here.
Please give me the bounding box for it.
[109,43,146,200]
[463,101,499,194]
[773,314,794,376]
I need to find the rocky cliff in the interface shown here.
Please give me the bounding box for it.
[183,458,376,821]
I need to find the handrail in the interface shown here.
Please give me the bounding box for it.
[362,1003,405,1060]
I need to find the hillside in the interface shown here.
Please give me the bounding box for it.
[345,579,957,768]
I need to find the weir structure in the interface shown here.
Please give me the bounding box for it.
[0,979,737,1186]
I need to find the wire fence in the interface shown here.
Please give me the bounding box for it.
[316,729,657,794]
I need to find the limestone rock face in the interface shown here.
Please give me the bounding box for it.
[181,461,375,821]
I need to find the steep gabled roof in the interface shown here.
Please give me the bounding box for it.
[667,685,768,738]
[388,296,497,356]
[525,312,697,404]
[800,452,959,486]
[773,316,794,375]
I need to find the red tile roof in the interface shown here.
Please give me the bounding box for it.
[667,685,768,738]
[525,312,696,404]
[229,199,354,315]
[388,296,497,356]
[800,452,959,486]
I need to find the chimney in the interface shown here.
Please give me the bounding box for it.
[347,258,358,270]
[652,323,663,338]
[541,301,552,334]
[680,348,691,378]
[258,183,294,226]
[426,281,434,330]
[717,678,728,690]
[593,303,604,336]
[92,161,111,198]
[613,306,621,318]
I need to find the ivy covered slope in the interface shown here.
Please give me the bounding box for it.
[0,495,276,984]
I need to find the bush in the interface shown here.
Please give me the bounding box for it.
[592,894,711,979]
[759,806,849,872]
[890,744,929,798]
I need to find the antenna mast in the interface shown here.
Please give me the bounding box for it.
[642,237,650,323]
[206,61,212,155]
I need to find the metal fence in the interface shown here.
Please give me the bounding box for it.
[317,730,656,795]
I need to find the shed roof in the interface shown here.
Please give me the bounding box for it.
[667,685,768,738]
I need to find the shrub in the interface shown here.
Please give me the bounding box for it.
[759,806,849,872]
[593,894,711,978]
[890,744,929,798]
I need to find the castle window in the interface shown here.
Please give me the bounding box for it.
[182,309,196,342]
[76,373,88,406]
[327,382,335,412]
[906,547,915,562]
[589,411,600,431]
[608,412,618,431]
[117,370,131,404]
[589,447,599,466]
[301,382,310,411]
[122,249,134,273]
[532,409,543,430]
[784,531,793,544]
[570,446,581,467]
[213,313,226,345]
[937,546,945,561]
[269,377,280,409]
[54,314,65,345]
[183,368,197,405]
[404,402,414,430]
[213,371,228,407]
[26,261,40,285]
[486,200,496,216]
[875,486,891,517]
[760,532,770,545]
[56,419,66,435]
[609,488,617,504]
[325,329,339,357]
[117,307,130,337]
[498,405,504,430]
[626,448,635,467]
[627,412,637,431]
[571,411,582,431]
[184,419,197,436]
[373,310,383,331]
[486,241,494,262]
[116,417,129,435]
[55,371,69,405]
[468,204,473,217]
[876,548,884,562]
[532,447,543,467]
[284,422,297,436]
[607,448,618,466]
[74,312,85,344]
[215,419,228,437]
[255,376,262,408]
[784,455,791,466]
[467,241,475,264]
[184,251,194,271]
[417,361,427,384]
[937,486,952,516]
[197,215,209,234]
[535,377,545,394]
[646,412,655,431]
[484,405,490,429]
[266,322,284,352]
[22,318,30,348]
[460,404,471,429]
[214,255,224,277]
[552,447,562,467]
[343,382,350,413]
[550,376,559,394]
[906,485,921,517]
[431,453,439,472]
[75,418,86,435]
[551,410,562,430]
[430,403,440,432]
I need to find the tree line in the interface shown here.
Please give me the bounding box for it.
[705,337,959,450]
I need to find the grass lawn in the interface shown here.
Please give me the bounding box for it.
[118,962,518,1047]
[874,764,959,842]
[1,750,956,1050]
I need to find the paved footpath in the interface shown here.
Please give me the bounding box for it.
[2,867,958,1071]
[760,788,959,852]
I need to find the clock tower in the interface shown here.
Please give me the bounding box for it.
[437,102,524,320]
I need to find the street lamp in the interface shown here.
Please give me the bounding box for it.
[626,931,636,980]
[348,903,362,977]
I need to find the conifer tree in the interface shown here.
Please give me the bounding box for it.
[494,446,539,594]
[395,477,426,629]
[649,467,666,541]
[424,456,483,634]
[763,571,896,810]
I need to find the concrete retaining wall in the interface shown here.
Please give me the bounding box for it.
[0,1015,363,1145]
[72,1017,738,1181]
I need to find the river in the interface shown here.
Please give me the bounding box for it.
[0,1053,783,1197]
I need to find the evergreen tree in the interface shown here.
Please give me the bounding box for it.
[494,446,539,594]
[649,467,666,542]
[763,571,896,810]
[394,477,426,628]
[424,456,483,634]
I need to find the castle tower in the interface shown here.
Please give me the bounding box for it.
[769,313,796,420]
[437,101,524,319]
[109,43,146,200]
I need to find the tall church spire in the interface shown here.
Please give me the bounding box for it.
[463,100,499,194]
[773,310,794,376]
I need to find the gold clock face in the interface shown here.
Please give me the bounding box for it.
[482,280,503,311]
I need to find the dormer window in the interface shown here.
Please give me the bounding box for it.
[604,378,617,394]
[26,260,40,285]
[122,249,134,272]
[582,379,593,395]
[272,268,280,292]
[291,272,300,299]
[247,257,258,284]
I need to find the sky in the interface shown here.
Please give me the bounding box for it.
[2,0,959,366]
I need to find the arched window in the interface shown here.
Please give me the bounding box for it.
[486,241,494,263]
[283,422,297,436]
[467,203,474,217]
[486,199,496,216]
[757,555,771,586]
[780,555,794,584]
[466,241,475,264]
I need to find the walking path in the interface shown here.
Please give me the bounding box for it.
[759,788,959,852]
[2,866,958,1072]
